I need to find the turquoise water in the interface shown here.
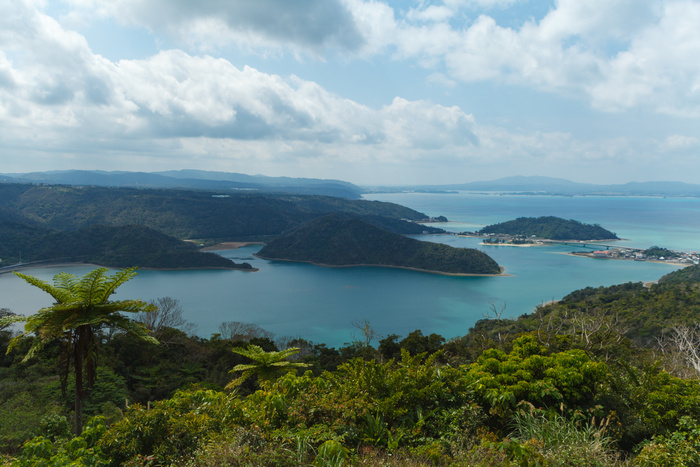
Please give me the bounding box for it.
[1,193,697,347]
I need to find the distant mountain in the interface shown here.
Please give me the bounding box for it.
[368,176,700,197]
[478,216,619,241]
[0,169,363,199]
[257,215,501,275]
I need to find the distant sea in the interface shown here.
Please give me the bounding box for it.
[2,193,698,348]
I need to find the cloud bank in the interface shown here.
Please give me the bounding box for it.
[1,0,699,184]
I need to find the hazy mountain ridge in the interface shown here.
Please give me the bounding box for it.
[368,176,700,197]
[0,169,363,199]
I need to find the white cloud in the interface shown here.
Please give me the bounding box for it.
[2,0,700,184]
[65,0,365,55]
[54,0,700,116]
[661,134,700,151]
[0,1,479,176]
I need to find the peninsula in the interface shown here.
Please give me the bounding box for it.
[0,183,442,270]
[476,216,619,241]
[0,220,253,271]
[256,215,502,275]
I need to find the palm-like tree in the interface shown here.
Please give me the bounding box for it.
[226,345,310,389]
[8,267,158,433]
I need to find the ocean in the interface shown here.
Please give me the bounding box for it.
[1,193,697,347]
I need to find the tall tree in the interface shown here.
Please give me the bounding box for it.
[7,267,158,434]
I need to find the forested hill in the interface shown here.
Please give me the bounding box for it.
[257,215,502,275]
[478,216,619,240]
[0,219,251,270]
[0,184,435,241]
[465,266,700,352]
[658,264,700,284]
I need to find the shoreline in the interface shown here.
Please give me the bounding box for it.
[0,261,258,275]
[563,251,691,267]
[479,242,539,247]
[254,255,510,277]
[201,241,265,251]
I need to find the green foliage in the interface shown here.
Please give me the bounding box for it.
[314,439,349,466]
[634,416,700,466]
[12,416,109,466]
[39,415,72,442]
[463,335,607,425]
[99,389,240,466]
[227,345,311,388]
[643,246,680,259]
[0,184,431,241]
[478,216,618,240]
[659,264,700,284]
[510,409,618,466]
[8,268,158,434]
[0,391,62,454]
[0,222,249,269]
[258,215,501,275]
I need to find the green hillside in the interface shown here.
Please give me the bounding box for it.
[478,216,619,240]
[0,222,251,270]
[659,264,700,284]
[0,184,436,240]
[257,215,501,275]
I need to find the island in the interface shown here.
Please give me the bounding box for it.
[476,216,619,241]
[256,214,502,275]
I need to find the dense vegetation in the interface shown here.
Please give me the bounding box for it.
[478,216,619,240]
[3,264,700,465]
[659,263,700,284]
[643,246,680,259]
[0,184,433,240]
[0,183,440,269]
[0,220,251,270]
[257,215,501,275]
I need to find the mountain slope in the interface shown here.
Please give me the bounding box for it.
[257,215,501,275]
[0,220,251,270]
[0,184,434,240]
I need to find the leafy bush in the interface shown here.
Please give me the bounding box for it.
[463,334,607,427]
[11,416,108,466]
[634,416,700,466]
[99,389,241,466]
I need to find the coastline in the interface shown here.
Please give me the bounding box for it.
[254,255,510,277]
[0,261,258,275]
[201,242,265,251]
[479,242,539,247]
[0,261,105,275]
[562,251,691,267]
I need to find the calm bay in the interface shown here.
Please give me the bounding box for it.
[1,193,698,347]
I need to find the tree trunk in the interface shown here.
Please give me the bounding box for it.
[74,329,84,435]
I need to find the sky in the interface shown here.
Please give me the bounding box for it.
[1,0,700,186]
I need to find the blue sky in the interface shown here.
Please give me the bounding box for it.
[1,0,699,185]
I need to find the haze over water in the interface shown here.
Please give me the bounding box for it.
[2,193,697,348]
